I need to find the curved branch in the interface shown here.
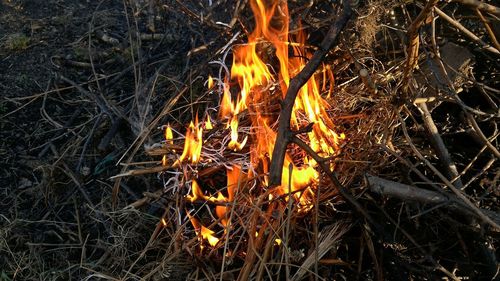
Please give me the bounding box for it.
[269,1,352,186]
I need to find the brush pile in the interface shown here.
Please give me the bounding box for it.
[1,0,498,280]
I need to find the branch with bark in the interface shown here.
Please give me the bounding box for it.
[268,1,352,186]
[265,1,383,230]
[367,174,500,227]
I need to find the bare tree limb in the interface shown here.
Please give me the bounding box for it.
[399,113,500,230]
[269,1,352,186]
[434,6,500,55]
[417,102,464,189]
[402,0,439,92]
[453,0,500,17]
[366,174,500,226]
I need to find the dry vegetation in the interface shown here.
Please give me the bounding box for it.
[1,0,499,280]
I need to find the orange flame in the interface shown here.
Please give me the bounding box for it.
[215,165,245,227]
[228,0,343,209]
[165,0,345,248]
[207,75,214,89]
[188,214,220,247]
[173,116,203,167]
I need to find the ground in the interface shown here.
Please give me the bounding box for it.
[1,0,499,280]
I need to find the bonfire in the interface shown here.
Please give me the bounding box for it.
[115,0,354,278]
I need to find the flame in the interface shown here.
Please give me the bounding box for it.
[216,165,245,227]
[207,75,214,89]
[228,115,248,151]
[186,180,204,202]
[173,116,203,167]
[165,125,173,144]
[163,0,346,248]
[187,179,232,204]
[205,115,213,130]
[227,0,343,210]
[188,214,220,247]
[201,225,220,247]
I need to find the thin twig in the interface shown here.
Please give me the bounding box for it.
[416,102,464,188]
[399,113,500,230]
[291,136,380,230]
[434,6,500,55]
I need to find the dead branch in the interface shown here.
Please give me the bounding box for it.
[368,174,451,204]
[416,102,464,189]
[434,6,500,55]
[402,0,439,92]
[269,0,352,186]
[476,9,500,51]
[399,113,500,230]
[453,0,500,17]
[366,174,500,226]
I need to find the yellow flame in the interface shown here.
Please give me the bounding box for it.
[188,214,220,247]
[228,115,248,151]
[208,75,214,89]
[173,117,203,167]
[165,125,173,144]
[205,115,213,130]
[171,0,346,248]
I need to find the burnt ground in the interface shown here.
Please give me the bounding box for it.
[1,0,499,280]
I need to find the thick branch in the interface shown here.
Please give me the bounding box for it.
[453,0,500,17]
[269,1,352,186]
[367,174,500,226]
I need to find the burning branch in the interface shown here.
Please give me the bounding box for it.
[268,1,352,186]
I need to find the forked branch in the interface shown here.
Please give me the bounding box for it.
[269,1,352,186]
[291,136,378,228]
